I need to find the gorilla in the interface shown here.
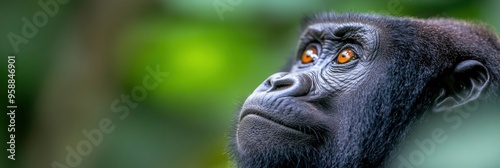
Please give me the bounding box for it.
[229,13,500,168]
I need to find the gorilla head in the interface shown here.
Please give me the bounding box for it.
[229,13,500,168]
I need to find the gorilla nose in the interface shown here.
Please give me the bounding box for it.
[258,72,312,97]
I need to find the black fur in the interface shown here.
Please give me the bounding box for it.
[230,12,500,168]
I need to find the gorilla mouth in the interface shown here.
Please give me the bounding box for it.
[237,108,317,151]
[239,109,308,135]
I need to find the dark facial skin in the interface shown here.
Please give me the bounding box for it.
[230,13,500,168]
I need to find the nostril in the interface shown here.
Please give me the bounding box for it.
[270,78,294,92]
[268,74,312,97]
[256,72,288,92]
[255,72,312,97]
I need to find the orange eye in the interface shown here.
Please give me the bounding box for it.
[301,46,318,64]
[337,48,356,64]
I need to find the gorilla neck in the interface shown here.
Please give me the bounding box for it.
[231,138,405,168]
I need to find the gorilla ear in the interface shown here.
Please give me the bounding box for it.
[433,60,490,112]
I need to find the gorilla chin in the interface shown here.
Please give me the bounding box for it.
[234,108,325,168]
[237,109,317,152]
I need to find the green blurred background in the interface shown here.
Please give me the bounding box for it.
[0,0,499,168]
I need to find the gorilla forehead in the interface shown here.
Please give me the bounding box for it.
[306,13,500,54]
[303,13,400,28]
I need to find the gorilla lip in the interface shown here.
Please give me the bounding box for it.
[239,108,307,134]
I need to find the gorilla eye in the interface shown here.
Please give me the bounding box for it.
[301,45,318,64]
[337,48,356,64]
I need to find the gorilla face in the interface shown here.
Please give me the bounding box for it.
[230,13,500,168]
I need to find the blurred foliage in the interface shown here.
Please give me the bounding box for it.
[0,0,499,168]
